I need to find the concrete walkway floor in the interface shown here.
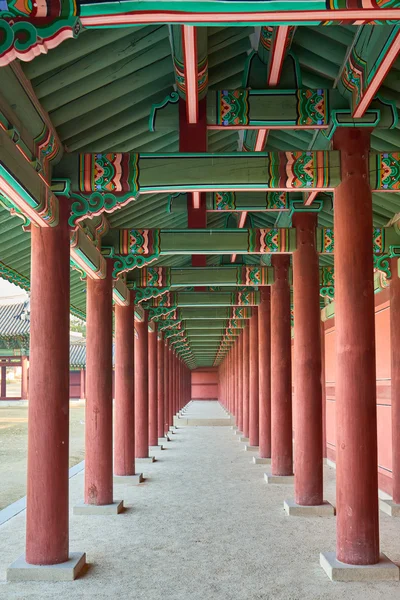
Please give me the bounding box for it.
[1,401,400,599]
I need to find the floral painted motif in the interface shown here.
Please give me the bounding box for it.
[218,90,249,126]
[296,89,327,126]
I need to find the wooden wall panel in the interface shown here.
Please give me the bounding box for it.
[191,368,219,400]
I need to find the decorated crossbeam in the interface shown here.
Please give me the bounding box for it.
[207,192,290,212]
[159,307,252,321]
[143,291,260,308]
[60,151,341,197]
[150,89,396,132]
[130,266,274,288]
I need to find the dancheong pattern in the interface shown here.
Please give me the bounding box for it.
[296,89,327,126]
[119,229,160,256]
[0,0,81,67]
[215,192,235,210]
[340,47,366,109]
[248,228,292,253]
[373,228,385,254]
[173,56,208,99]
[238,267,270,286]
[136,267,169,288]
[373,153,400,191]
[218,90,249,126]
[79,153,139,193]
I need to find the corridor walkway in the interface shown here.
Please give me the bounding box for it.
[0,401,399,599]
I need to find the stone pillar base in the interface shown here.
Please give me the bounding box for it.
[159,436,170,443]
[379,499,400,516]
[320,552,399,582]
[284,499,335,517]
[113,474,144,485]
[253,457,271,465]
[238,436,249,443]
[264,472,294,484]
[231,426,238,430]
[244,445,258,452]
[73,500,123,515]
[136,456,155,463]
[234,430,243,436]
[7,552,86,582]
[150,445,165,451]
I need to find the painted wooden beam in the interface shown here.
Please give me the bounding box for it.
[337,24,400,119]
[70,227,107,280]
[130,266,274,288]
[143,291,260,307]
[62,150,340,196]
[78,3,400,27]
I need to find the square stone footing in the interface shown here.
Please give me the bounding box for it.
[73,500,123,515]
[239,436,249,443]
[244,445,258,452]
[284,499,335,517]
[150,445,164,451]
[320,552,400,582]
[264,472,294,484]
[7,552,86,582]
[136,456,155,463]
[231,426,238,431]
[113,474,144,485]
[253,457,271,465]
[379,499,400,516]
[159,436,170,443]
[234,430,243,436]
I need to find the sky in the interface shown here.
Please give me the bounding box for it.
[0,279,28,304]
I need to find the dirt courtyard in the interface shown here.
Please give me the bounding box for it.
[0,403,85,509]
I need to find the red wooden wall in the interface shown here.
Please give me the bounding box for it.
[191,367,219,400]
[323,287,393,494]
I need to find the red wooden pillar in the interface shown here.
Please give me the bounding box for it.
[26,204,70,564]
[249,309,259,447]
[233,340,238,421]
[148,324,158,447]
[242,324,250,437]
[258,288,271,459]
[163,341,169,434]
[237,331,243,432]
[157,332,164,439]
[85,268,114,505]
[391,258,400,505]
[21,356,28,400]
[1,365,6,399]
[79,368,85,401]
[333,128,379,564]
[292,212,323,506]
[168,347,173,428]
[320,319,327,459]
[135,311,149,458]
[114,296,135,476]
[271,255,293,476]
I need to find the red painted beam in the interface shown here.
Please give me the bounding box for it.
[268,26,292,87]
[182,25,199,124]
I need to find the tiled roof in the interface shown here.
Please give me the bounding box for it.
[0,302,30,338]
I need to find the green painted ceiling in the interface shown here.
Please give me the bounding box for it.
[1,23,400,366]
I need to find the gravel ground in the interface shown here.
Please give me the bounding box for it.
[0,403,85,509]
[0,401,400,599]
